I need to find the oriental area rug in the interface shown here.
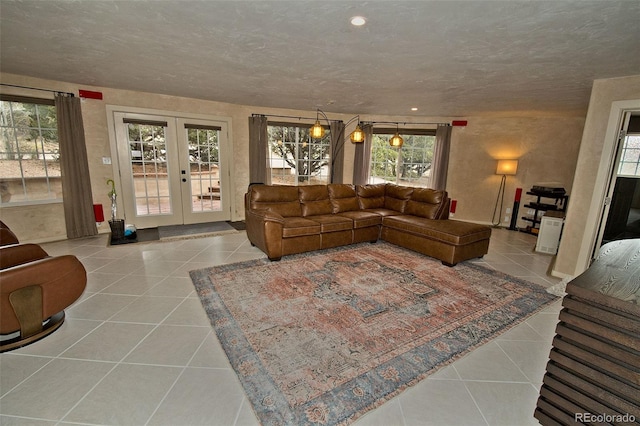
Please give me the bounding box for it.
[189,242,557,425]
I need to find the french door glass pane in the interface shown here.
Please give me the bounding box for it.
[187,127,221,212]
[127,123,172,215]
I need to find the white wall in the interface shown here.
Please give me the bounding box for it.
[555,75,640,278]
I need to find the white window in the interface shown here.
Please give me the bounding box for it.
[369,129,435,188]
[618,133,640,177]
[267,122,331,185]
[0,96,60,204]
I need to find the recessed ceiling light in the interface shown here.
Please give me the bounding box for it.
[350,16,366,26]
[411,107,418,111]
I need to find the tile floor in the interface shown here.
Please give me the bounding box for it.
[0,228,564,426]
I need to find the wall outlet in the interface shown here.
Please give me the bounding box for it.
[506,207,512,214]
[504,215,510,223]
[450,212,455,217]
[102,157,112,165]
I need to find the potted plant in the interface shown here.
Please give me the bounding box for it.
[107,179,125,241]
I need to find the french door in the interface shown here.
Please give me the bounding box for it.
[113,112,231,228]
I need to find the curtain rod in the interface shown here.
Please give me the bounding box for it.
[252,113,320,121]
[363,120,449,127]
[0,83,74,97]
[252,114,449,127]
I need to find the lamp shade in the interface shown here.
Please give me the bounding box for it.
[496,159,518,175]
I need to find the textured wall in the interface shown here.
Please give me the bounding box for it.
[1,72,585,247]
[447,115,584,227]
[555,75,640,278]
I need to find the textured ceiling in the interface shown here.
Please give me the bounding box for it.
[1,1,639,117]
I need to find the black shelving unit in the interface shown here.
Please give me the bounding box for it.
[521,189,569,235]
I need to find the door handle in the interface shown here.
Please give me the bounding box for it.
[182,178,187,182]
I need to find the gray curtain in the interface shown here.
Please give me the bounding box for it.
[352,123,373,185]
[431,124,452,191]
[55,94,97,239]
[248,115,269,184]
[330,120,345,183]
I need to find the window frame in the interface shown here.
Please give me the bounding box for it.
[368,127,436,188]
[267,121,332,186]
[0,94,62,206]
[617,132,640,177]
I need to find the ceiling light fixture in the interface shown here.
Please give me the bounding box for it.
[389,123,404,148]
[310,110,325,139]
[310,109,364,143]
[350,16,366,26]
[310,109,365,183]
[350,123,364,143]
[411,107,418,111]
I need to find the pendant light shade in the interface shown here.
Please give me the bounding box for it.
[350,124,364,143]
[389,124,403,148]
[310,119,325,139]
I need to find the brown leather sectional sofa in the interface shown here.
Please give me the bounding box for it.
[245,183,492,266]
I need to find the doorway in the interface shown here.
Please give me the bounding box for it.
[111,111,232,229]
[593,113,640,253]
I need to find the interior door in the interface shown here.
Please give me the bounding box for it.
[113,113,231,228]
[592,112,640,254]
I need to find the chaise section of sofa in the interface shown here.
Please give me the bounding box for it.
[245,183,491,265]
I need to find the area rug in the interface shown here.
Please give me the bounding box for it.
[190,242,558,425]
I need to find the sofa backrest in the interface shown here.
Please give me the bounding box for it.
[328,184,359,213]
[356,184,386,209]
[248,184,302,217]
[384,184,414,212]
[405,188,449,219]
[247,183,449,218]
[299,185,333,217]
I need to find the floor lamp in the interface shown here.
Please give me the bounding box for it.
[491,159,518,227]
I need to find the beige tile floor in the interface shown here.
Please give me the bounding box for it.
[0,228,563,425]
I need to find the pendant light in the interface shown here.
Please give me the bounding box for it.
[310,110,325,139]
[309,109,365,143]
[350,123,364,143]
[389,123,403,148]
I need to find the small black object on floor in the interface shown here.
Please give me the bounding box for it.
[227,221,246,230]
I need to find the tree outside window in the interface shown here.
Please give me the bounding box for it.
[369,130,435,188]
[0,98,60,204]
[268,123,331,185]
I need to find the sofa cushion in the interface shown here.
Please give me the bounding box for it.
[249,185,301,217]
[306,215,353,233]
[357,184,386,209]
[281,217,322,238]
[383,216,492,245]
[384,184,414,212]
[328,184,359,213]
[336,211,382,229]
[299,185,333,217]
[405,188,448,219]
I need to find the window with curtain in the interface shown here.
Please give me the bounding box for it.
[267,122,332,185]
[369,128,436,188]
[0,96,60,204]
